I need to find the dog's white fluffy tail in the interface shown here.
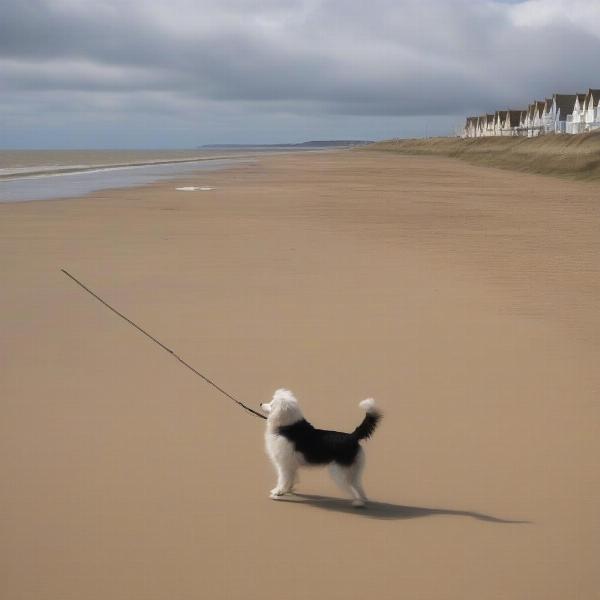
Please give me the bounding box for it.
[353,398,382,440]
[359,398,378,414]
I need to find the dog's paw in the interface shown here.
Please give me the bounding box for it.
[270,488,285,497]
[352,499,366,508]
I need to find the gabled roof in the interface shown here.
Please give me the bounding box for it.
[584,89,600,109]
[544,98,553,113]
[535,101,545,117]
[506,110,523,127]
[553,94,577,120]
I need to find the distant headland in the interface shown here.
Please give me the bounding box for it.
[199,140,373,149]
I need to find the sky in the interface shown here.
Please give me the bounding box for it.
[1,0,599,148]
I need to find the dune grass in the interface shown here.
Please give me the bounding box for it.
[363,132,600,181]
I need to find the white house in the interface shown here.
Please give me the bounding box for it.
[551,94,577,134]
[503,110,523,136]
[583,89,600,131]
[494,110,508,136]
[475,116,485,137]
[541,98,554,134]
[519,110,527,135]
[546,94,576,133]
[524,103,536,137]
[463,117,477,138]
[567,93,587,134]
[531,101,545,136]
[462,117,471,138]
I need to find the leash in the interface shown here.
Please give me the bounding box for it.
[60,269,266,420]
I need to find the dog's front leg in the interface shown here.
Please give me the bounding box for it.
[270,463,287,497]
[270,462,296,498]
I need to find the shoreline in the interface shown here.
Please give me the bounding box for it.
[0,153,256,181]
[0,156,252,204]
[0,148,341,203]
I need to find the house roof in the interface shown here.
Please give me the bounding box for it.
[535,101,545,117]
[553,94,577,120]
[506,110,523,127]
[584,89,600,109]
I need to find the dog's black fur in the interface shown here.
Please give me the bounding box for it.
[278,411,381,466]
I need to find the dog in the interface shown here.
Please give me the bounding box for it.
[260,389,381,507]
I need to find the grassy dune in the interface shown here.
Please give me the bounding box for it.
[363,132,600,181]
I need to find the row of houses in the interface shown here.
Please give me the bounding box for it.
[462,88,600,138]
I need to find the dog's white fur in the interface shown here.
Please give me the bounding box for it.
[261,389,305,498]
[260,389,374,507]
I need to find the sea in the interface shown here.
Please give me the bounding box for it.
[0,149,254,203]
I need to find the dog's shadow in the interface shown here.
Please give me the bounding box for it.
[277,493,529,524]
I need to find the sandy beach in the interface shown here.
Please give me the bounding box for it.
[2,150,599,599]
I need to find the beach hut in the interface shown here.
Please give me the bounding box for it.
[462,117,471,137]
[524,103,536,137]
[519,110,527,136]
[541,98,554,134]
[503,110,524,136]
[531,101,546,136]
[463,116,478,138]
[484,114,495,137]
[583,89,600,131]
[518,109,528,136]
[477,116,487,138]
[494,110,508,136]
[568,93,587,134]
[551,94,577,134]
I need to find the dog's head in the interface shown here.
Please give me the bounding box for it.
[260,388,303,426]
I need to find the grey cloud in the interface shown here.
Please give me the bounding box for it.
[1,0,599,146]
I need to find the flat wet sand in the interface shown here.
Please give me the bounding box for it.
[1,151,599,599]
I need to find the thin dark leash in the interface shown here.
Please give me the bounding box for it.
[60,269,266,420]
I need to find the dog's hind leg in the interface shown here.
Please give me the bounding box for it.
[330,459,366,508]
[289,466,299,493]
[349,449,368,506]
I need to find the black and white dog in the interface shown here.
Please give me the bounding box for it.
[260,389,381,507]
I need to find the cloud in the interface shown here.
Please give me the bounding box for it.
[1,0,599,146]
